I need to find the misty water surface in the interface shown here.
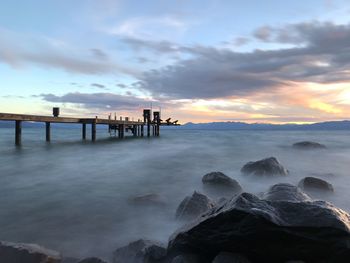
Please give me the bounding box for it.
[0,127,350,260]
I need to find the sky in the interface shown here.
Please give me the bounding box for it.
[1,0,350,124]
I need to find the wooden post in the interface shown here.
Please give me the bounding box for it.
[141,125,144,137]
[82,123,86,140]
[121,124,124,138]
[91,121,96,141]
[133,125,137,137]
[45,122,51,142]
[15,120,22,146]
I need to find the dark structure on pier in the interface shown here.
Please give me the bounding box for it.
[0,108,179,145]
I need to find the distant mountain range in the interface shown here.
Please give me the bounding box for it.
[167,120,350,130]
[1,120,350,130]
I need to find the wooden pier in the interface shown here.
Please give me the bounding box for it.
[0,109,179,145]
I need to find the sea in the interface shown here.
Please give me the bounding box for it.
[0,127,350,260]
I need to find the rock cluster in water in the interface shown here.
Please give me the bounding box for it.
[2,142,346,263]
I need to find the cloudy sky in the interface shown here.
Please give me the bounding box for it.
[1,0,350,123]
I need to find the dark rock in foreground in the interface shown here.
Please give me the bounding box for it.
[293,141,326,149]
[202,172,242,192]
[175,191,215,221]
[171,253,201,263]
[262,183,311,202]
[168,190,350,262]
[113,239,166,263]
[212,252,251,263]
[0,241,61,263]
[241,157,288,176]
[78,257,108,263]
[298,177,334,192]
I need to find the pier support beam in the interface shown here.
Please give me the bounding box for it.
[133,125,137,137]
[45,122,51,142]
[82,123,86,140]
[15,120,22,146]
[91,121,96,141]
[141,125,144,137]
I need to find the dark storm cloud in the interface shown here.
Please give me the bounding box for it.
[40,92,153,110]
[91,83,107,89]
[138,21,350,99]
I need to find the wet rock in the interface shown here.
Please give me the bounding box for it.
[78,258,108,263]
[262,183,311,202]
[113,239,166,263]
[212,252,251,263]
[171,254,201,263]
[298,177,334,192]
[241,157,288,176]
[175,191,215,221]
[0,241,61,263]
[129,193,166,206]
[202,172,242,192]
[168,192,350,262]
[62,257,80,263]
[293,141,326,149]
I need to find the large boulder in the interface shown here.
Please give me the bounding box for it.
[262,183,311,202]
[113,239,166,263]
[212,252,251,263]
[175,192,215,221]
[241,157,288,176]
[202,172,242,193]
[168,192,350,262]
[292,141,326,149]
[298,177,334,192]
[0,241,61,263]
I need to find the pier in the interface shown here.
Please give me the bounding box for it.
[0,108,179,145]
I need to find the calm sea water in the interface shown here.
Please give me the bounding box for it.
[0,127,350,260]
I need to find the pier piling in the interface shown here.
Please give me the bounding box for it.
[91,121,96,141]
[82,123,86,140]
[45,122,51,142]
[15,120,22,146]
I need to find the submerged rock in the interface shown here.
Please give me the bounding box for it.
[175,191,215,221]
[78,258,108,263]
[129,193,166,206]
[212,252,251,263]
[241,157,288,176]
[202,172,242,193]
[168,192,350,262]
[292,141,326,149]
[262,183,311,202]
[0,241,61,263]
[113,239,166,263]
[298,177,334,192]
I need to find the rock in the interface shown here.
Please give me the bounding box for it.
[202,172,242,192]
[292,141,326,149]
[168,192,350,262]
[63,257,80,263]
[298,177,334,192]
[78,258,108,263]
[175,191,215,221]
[113,239,166,263]
[241,157,288,176]
[129,193,166,206]
[212,252,251,263]
[262,183,311,202]
[171,254,201,263]
[0,241,61,263]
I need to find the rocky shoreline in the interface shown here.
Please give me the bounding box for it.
[2,141,349,263]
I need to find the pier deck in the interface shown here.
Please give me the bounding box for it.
[0,109,178,145]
